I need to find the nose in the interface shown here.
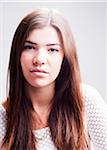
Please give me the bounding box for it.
[32,48,47,66]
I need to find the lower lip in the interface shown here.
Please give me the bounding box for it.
[30,71,49,77]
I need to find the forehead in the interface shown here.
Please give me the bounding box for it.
[26,26,62,45]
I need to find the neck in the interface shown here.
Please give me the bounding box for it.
[25,83,55,129]
[26,83,55,107]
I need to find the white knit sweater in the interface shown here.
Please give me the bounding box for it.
[0,84,107,150]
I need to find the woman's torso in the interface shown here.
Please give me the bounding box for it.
[0,84,107,150]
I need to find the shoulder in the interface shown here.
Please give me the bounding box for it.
[81,83,107,149]
[0,100,7,119]
[81,83,107,119]
[81,83,105,100]
[0,100,7,140]
[81,83,107,108]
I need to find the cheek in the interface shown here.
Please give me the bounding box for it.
[50,57,63,76]
[20,55,25,71]
[21,52,32,64]
[20,54,31,73]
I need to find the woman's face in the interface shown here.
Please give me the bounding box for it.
[20,26,64,89]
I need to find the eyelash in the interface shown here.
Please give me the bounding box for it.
[24,45,59,53]
[48,48,59,52]
[24,45,35,50]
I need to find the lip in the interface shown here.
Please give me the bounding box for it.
[30,69,48,74]
[30,69,49,77]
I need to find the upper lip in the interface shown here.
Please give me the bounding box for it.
[30,69,48,73]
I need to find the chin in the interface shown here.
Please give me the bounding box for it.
[29,81,53,88]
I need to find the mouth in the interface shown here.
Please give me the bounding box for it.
[30,69,49,77]
[30,69,48,74]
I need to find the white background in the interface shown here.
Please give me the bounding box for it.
[0,1,107,102]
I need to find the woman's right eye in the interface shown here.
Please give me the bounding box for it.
[24,45,35,50]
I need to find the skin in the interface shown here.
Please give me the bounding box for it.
[20,26,64,129]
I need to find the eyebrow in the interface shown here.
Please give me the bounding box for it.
[25,40,61,47]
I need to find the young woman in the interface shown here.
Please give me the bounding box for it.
[0,8,107,150]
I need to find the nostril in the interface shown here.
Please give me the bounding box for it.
[32,57,45,66]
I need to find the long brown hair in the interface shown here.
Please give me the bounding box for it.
[2,8,88,149]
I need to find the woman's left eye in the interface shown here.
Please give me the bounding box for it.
[49,48,59,52]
